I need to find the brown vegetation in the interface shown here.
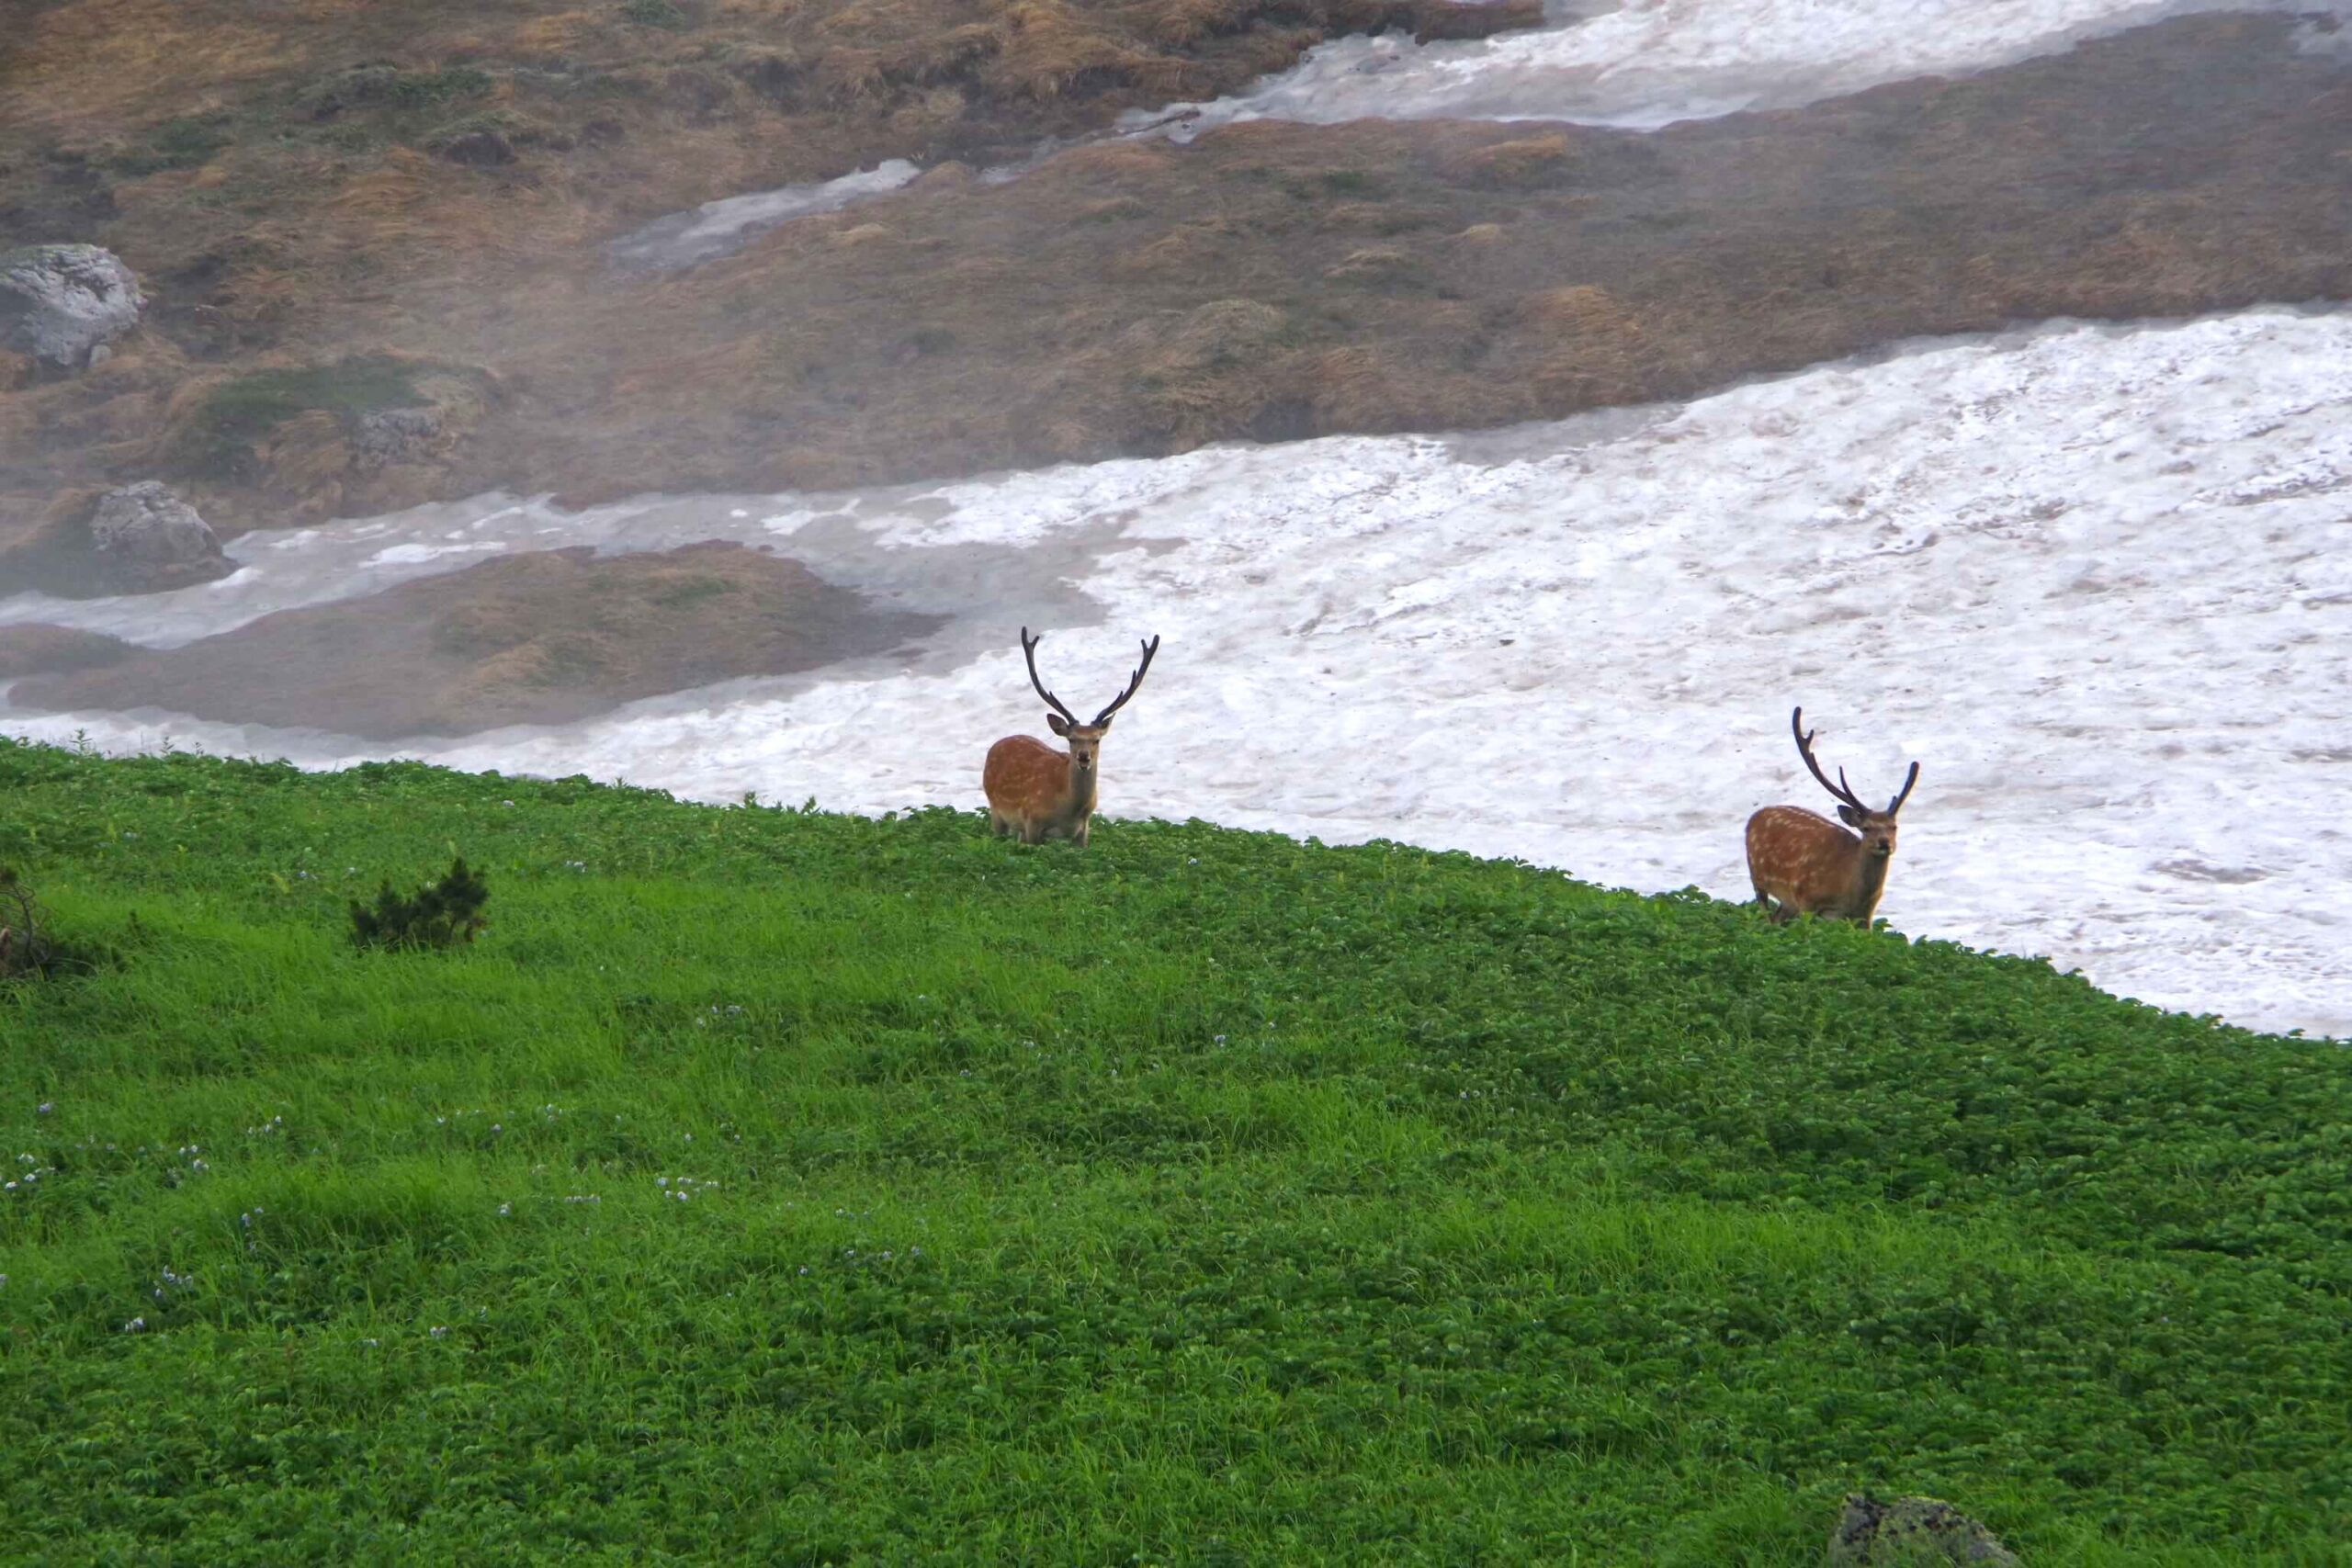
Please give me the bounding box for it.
[3,9,2349,559]
[9,542,941,737]
[471,13,2352,502]
[0,0,1535,553]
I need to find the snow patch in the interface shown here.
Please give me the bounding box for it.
[1140,0,2352,136]
[606,161,921,273]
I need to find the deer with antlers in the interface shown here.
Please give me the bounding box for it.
[1746,706,1921,925]
[983,627,1159,847]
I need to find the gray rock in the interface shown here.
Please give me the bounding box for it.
[0,244,144,368]
[353,405,443,468]
[1828,1495,2020,1567]
[87,482,231,592]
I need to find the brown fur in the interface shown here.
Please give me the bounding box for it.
[983,725,1103,845]
[1745,804,1898,925]
[1747,707,1917,924]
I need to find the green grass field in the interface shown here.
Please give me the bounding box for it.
[2,739,2346,1564]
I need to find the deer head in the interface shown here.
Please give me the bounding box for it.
[1792,705,1917,857]
[1021,626,1159,785]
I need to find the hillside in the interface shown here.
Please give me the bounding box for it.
[1,740,2346,1562]
[0,0,1539,566]
[8,8,2351,577]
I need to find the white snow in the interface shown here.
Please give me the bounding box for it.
[8,309,2348,1039]
[605,160,921,273]
[1142,0,2352,136]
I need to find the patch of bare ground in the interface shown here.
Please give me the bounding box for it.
[8,541,941,738]
[0,624,138,679]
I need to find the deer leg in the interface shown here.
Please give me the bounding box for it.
[1073,817,1091,849]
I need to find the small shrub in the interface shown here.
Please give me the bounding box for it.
[0,865,100,979]
[109,113,236,175]
[349,856,490,951]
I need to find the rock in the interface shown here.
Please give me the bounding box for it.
[1828,1495,2021,1567]
[86,482,231,592]
[0,244,145,368]
[352,406,443,468]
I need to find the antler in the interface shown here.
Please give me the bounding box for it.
[1886,760,1920,815]
[1791,706,1920,816]
[1019,628,1080,727]
[1791,706,1868,812]
[1091,635,1160,726]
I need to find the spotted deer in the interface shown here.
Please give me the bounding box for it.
[983,627,1159,846]
[1746,706,1920,924]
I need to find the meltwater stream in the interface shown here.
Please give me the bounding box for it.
[7,310,2350,1039]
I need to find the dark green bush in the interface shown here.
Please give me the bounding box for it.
[348,855,489,950]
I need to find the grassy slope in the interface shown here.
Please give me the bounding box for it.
[0,739,2346,1564]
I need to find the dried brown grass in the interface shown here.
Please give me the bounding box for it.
[1525,285,1649,404]
[988,3,1149,100]
[260,409,354,517]
[8,5,2347,558]
[1444,132,1577,187]
[12,1,297,129]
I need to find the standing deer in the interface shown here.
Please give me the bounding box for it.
[983,627,1159,846]
[1746,706,1920,924]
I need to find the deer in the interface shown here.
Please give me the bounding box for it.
[983,626,1159,847]
[1746,706,1920,925]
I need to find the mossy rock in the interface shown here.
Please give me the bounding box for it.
[173,356,477,482]
[1827,1495,2020,1567]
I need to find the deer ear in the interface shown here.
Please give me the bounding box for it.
[1836,804,1865,828]
[1046,713,1070,736]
